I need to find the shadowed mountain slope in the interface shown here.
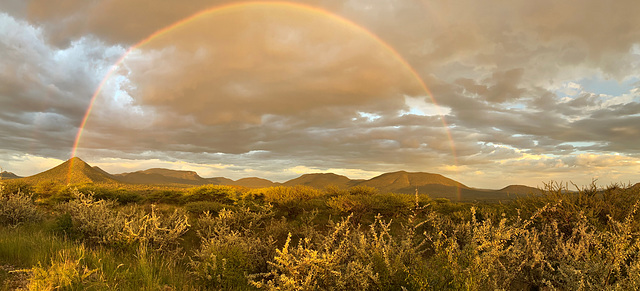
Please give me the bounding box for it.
[0,171,21,180]
[115,168,206,185]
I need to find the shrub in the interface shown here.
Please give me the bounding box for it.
[347,185,379,196]
[0,183,42,227]
[326,193,414,218]
[182,185,238,204]
[0,180,33,197]
[258,186,325,204]
[251,215,379,290]
[147,190,184,204]
[191,207,277,288]
[122,205,191,252]
[248,186,328,218]
[59,190,190,252]
[24,246,105,290]
[48,186,78,203]
[34,180,60,199]
[184,201,229,214]
[86,187,143,205]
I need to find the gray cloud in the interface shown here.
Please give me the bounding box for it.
[2,1,640,188]
[0,13,123,159]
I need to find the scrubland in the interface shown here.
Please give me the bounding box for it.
[1,180,640,290]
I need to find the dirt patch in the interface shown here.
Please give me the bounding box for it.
[0,264,29,290]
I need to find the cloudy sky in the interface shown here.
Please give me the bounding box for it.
[1,0,639,189]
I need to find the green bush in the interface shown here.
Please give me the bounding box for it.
[48,186,78,204]
[256,185,325,204]
[184,201,229,214]
[182,185,238,204]
[86,187,143,205]
[347,185,379,196]
[34,180,60,199]
[327,193,414,218]
[0,180,33,197]
[147,190,184,204]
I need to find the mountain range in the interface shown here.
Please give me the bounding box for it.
[0,171,21,180]
[12,157,548,201]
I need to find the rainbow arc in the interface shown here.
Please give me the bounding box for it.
[69,1,459,197]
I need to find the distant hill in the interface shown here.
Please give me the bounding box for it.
[498,185,543,195]
[230,177,277,188]
[92,166,114,178]
[356,171,469,193]
[14,157,547,201]
[204,177,235,185]
[283,173,355,189]
[20,157,119,184]
[115,168,206,185]
[115,169,277,188]
[0,171,21,180]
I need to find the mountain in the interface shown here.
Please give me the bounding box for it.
[0,171,21,180]
[20,157,119,184]
[283,173,354,189]
[115,169,277,188]
[92,166,114,178]
[13,157,545,201]
[230,177,276,188]
[357,171,469,194]
[499,185,543,195]
[204,177,235,185]
[115,168,206,185]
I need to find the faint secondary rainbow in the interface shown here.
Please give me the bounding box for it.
[70,1,458,194]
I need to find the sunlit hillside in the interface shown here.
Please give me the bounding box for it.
[19,157,119,185]
[10,158,533,202]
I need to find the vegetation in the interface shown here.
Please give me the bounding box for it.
[2,178,640,290]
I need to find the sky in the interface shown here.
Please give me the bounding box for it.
[1,0,639,189]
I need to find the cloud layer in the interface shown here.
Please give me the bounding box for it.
[1,0,640,188]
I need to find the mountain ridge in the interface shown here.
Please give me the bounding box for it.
[283,173,354,189]
[0,171,21,180]
[356,170,469,194]
[11,157,579,201]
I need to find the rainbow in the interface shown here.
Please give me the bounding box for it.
[70,1,458,196]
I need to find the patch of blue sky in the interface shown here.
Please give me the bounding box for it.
[401,95,451,116]
[577,76,639,97]
[558,141,601,155]
[505,102,526,110]
[560,141,598,148]
[480,142,521,151]
[357,111,382,122]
